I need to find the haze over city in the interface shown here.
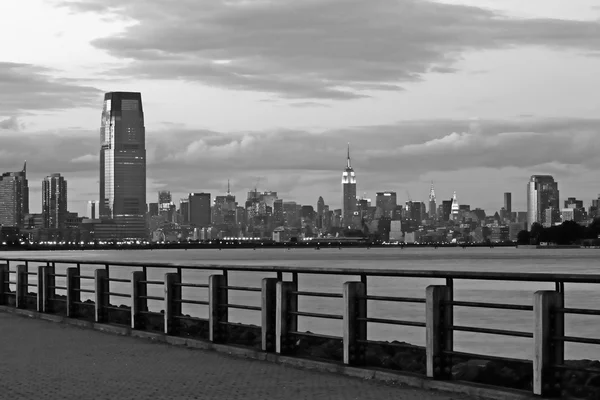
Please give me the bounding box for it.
[1,0,600,217]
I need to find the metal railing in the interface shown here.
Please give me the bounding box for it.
[0,256,599,398]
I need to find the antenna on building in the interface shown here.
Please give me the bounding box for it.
[227,179,231,195]
[347,142,351,168]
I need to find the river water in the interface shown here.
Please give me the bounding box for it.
[5,247,600,361]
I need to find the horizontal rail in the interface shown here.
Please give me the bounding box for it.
[219,303,261,311]
[292,291,343,299]
[450,325,533,338]
[176,299,209,306]
[73,288,95,294]
[554,335,600,345]
[7,281,17,284]
[448,301,533,311]
[139,280,162,285]
[359,317,426,328]
[50,274,67,278]
[48,286,67,290]
[288,331,342,341]
[221,285,262,292]
[356,339,426,350]
[74,275,95,280]
[139,295,164,301]
[174,283,209,288]
[107,278,130,283]
[289,311,343,320]
[7,271,15,274]
[106,292,131,298]
[27,283,37,287]
[26,272,37,276]
[443,350,532,365]
[4,257,600,283]
[556,307,600,316]
[364,295,425,303]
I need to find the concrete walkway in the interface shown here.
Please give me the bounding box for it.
[0,312,474,400]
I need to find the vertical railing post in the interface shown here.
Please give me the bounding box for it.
[66,267,79,318]
[0,263,8,305]
[209,275,228,343]
[43,263,55,313]
[426,285,453,380]
[261,277,278,352]
[95,269,108,323]
[37,266,45,312]
[131,271,147,330]
[343,281,367,365]
[533,290,564,397]
[164,272,181,335]
[276,281,297,354]
[16,264,27,309]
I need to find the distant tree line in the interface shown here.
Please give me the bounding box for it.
[517,219,600,246]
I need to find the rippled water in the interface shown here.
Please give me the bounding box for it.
[5,247,600,360]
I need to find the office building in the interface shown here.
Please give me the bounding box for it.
[451,192,460,220]
[179,199,189,224]
[42,173,68,229]
[429,183,437,219]
[87,200,100,219]
[375,192,397,218]
[0,162,29,227]
[504,192,512,214]
[99,92,147,239]
[527,175,559,229]
[189,193,211,227]
[342,144,357,228]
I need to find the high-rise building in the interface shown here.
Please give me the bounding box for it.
[42,173,68,229]
[179,199,189,224]
[504,192,512,214]
[86,200,100,219]
[451,192,459,220]
[375,192,397,218]
[342,144,357,228]
[316,196,325,229]
[428,183,437,219]
[99,92,147,239]
[527,175,559,229]
[189,193,211,227]
[0,162,29,227]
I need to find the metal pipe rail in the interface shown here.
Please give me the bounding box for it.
[364,295,425,303]
[74,275,95,280]
[174,283,208,288]
[175,299,209,306]
[450,325,533,338]
[107,278,130,283]
[289,311,343,320]
[220,285,261,292]
[554,335,600,345]
[556,307,600,316]
[219,303,261,311]
[106,292,131,298]
[447,300,533,311]
[139,280,162,285]
[292,290,343,299]
[139,295,164,301]
[358,317,426,328]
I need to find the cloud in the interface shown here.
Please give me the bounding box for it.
[0,116,21,130]
[58,0,600,100]
[0,62,102,114]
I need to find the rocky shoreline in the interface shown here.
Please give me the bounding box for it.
[5,291,600,399]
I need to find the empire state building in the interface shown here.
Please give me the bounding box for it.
[341,144,356,228]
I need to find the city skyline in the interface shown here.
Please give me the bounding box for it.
[2,1,600,217]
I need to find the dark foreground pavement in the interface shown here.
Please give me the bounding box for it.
[0,312,474,400]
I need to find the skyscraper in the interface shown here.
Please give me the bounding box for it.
[42,173,68,229]
[451,191,459,220]
[189,193,211,227]
[375,192,397,218]
[504,192,512,214]
[316,196,325,229]
[86,200,100,219]
[342,144,356,228]
[527,175,559,229]
[428,182,437,219]
[0,162,29,228]
[99,92,147,239]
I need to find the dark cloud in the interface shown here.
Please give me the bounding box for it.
[0,116,21,130]
[58,0,600,100]
[0,62,102,114]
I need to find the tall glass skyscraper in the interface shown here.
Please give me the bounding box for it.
[0,162,29,228]
[99,92,147,239]
[527,175,559,229]
[42,173,68,229]
[341,144,356,228]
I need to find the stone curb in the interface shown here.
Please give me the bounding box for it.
[0,306,534,400]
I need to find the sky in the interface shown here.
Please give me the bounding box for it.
[1,0,600,217]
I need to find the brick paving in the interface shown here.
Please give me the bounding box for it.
[0,312,474,400]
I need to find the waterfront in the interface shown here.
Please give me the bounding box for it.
[5,247,600,360]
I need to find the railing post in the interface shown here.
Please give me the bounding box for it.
[533,290,564,397]
[66,267,79,318]
[343,281,367,366]
[261,277,278,352]
[0,263,7,305]
[276,281,297,354]
[426,285,453,380]
[131,271,147,330]
[164,272,181,335]
[209,275,228,343]
[44,263,55,313]
[37,266,45,312]
[95,269,108,323]
[16,264,27,309]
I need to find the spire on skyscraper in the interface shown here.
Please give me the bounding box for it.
[227,179,231,195]
[429,181,436,201]
[347,142,351,169]
[22,160,26,175]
